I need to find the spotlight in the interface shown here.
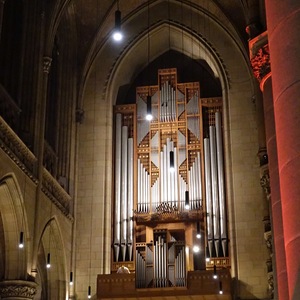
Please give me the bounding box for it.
[193,245,200,253]
[196,221,201,239]
[169,150,175,172]
[70,272,73,285]
[46,253,51,268]
[113,10,123,41]
[19,231,24,248]
[219,281,223,294]
[88,286,91,299]
[146,95,153,120]
[185,191,190,209]
[213,265,218,279]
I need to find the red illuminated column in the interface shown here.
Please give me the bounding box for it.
[249,32,289,300]
[265,1,300,298]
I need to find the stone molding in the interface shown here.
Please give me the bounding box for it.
[0,116,37,179]
[0,280,37,299]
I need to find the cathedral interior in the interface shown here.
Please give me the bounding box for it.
[0,1,300,299]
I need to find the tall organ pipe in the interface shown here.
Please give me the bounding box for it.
[209,126,220,257]
[174,146,179,207]
[197,152,203,207]
[204,138,213,257]
[215,112,227,256]
[121,126,128,261]
[167,139,171,202]
[114,114,122,261]
[127,138,134,260]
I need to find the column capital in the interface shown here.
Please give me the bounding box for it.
[43,56,52,74]
[249,31,271,90]
[0,280,38,299]
[260,165,271,201]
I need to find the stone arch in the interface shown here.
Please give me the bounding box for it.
[36,216,67,299]
[78,0,261,293]
[0,173,28,280]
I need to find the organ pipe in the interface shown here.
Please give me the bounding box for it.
[114,114,122,261]
[127,138,134,260]
[160,81,177,122]
[204,138,213,257]
[121,126,128,261]
[215,111,227,255]
[209,126,220,257]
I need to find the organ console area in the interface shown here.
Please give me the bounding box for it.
[97,68,231,299]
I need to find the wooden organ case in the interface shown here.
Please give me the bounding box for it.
[112,68,229,289]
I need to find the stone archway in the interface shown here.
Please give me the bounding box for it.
[36,216,67,299]
[0,174,28,280]
[0,174,38,299]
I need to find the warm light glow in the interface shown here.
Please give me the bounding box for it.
[213,274,218,279]
[46,263,51,269]
[19,243,24,249]
[146,113,153,121]
[219,290,223,295]
[196,233,201,239]
[193,245,200,253]
[185,203,190,209]
[206,257,210,262]
[88,286,91,299]
[113,31,123,41]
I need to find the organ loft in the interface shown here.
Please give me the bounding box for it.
[97,68,230,297]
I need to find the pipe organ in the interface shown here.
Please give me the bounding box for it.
[113,68,229,288]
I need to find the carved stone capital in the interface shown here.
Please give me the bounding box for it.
[264,230,273,254]
[249,31,271,84]
[43,56,52,74]
[0,280,37,299]
[267,271,274,299]
[250,43,270,82]
[260,167,271,200]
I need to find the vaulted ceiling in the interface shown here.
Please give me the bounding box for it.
[44,0,266,102]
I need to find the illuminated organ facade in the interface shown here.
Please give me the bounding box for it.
[113,68,229,287]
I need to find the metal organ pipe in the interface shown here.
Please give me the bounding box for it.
[121,126,128,261]
[204,138,213,257]
[127,138,134,260]
[215,111,227,256]
[114,114,122,261]
[197,151,203,207]
[209,125,220,257]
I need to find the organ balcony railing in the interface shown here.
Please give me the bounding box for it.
[97,268,232,300]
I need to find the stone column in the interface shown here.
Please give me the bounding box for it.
[0,280,37,300]
[265,2,300,298]
[31,56,52,276]
[249,31,288,300]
